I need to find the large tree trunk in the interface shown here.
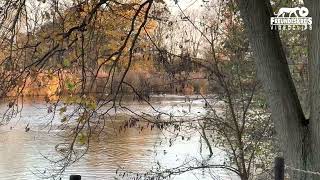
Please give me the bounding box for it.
[237,0,311,179]
[305,0,320,179]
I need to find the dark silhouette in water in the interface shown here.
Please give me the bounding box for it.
[25,123,30,132]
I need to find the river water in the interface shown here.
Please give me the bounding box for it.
[0,95,238,180]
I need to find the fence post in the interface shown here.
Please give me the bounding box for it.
[70,175,81,180]
[275,157,284,180]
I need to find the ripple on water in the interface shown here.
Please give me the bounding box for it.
[0,96,238,180]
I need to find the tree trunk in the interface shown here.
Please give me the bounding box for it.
[237,0,310,179]
[305,0,320,179]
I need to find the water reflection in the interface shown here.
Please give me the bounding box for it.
[0,95,238,180]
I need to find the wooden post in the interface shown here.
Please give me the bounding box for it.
[70,175,81,180]
[275,157,284,180]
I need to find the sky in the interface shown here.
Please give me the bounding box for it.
[165,0,203,14]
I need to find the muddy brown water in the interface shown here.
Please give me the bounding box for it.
[0,95,238,180]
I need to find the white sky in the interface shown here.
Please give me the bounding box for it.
[166,0,203,13]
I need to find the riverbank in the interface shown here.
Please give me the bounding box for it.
[6,70,213,99]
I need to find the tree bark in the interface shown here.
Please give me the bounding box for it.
[305,0,320,179]
[236,1,310,179]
